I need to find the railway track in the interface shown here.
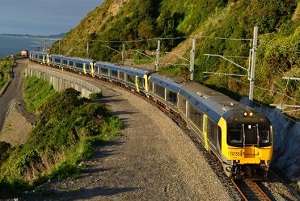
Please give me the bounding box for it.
[94,78,277,201]
[232,179,272,201]
[31,62,300,201]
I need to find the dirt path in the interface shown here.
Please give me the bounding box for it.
[0,59,35,146]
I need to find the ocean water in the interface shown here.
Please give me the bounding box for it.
[0,35,41,58]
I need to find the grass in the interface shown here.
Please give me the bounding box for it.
[0,78,123,199]
[0,56,15,92]
[24,76,55,113]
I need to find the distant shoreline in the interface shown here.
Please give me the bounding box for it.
[0,33,65,39]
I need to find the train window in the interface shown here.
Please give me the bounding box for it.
[167,90,177,104]
[218,127,222,150]
[86,64,90,71]
[207,119,218,143]
[258,124,271,147]
[138,77,144,88]
[63,59,68,65]
[119,72,125,80]
[188,104,203,131]
[260,130,270,143]
[127,74,135,84]
[178,96,186,115]
[244,124,258,145]
[76,63,83,68]
[154,84,165,99]
[69,61,73,66]
[228,126,243,147]
[111,70,118,78]
[55,58,61,63]
[100,68,109,75]
[149,81,153,92]
[228,124,271,147]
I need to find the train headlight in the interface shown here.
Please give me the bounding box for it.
[243,111,254,117]
[226,167,232,172]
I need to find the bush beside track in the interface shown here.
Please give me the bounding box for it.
[0,56,15,95]
[0,77,123,199]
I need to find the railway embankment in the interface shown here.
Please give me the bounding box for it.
[241,97,300,190]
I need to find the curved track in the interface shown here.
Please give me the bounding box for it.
[12,60,300,200]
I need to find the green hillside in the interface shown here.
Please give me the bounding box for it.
[50,0,300,118]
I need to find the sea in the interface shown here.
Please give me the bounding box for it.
[0,34,42,58]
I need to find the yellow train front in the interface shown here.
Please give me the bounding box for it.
[174,82,273,180]
[219,109,273,179]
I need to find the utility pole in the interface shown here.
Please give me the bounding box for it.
[190,38,196,81]
[86,40,89,58]
[59,39,61,55]
[122,43,125,65]
[155,40,160,71]
[249,26,258,101]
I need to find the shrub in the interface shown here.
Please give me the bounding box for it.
[89,91,103,99]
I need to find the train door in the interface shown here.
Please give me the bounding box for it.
[217,127,222,152]
[143,74,149,93]
[90,61,95,76]
[42,55,46,64]
[203,115,209,151]
[83,63,87,74]
[135,76,140,92]
[46,54,50,65]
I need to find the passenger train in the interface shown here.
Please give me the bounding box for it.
[28,51,273,179]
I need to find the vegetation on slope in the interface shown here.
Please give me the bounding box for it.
[0,77,123,198]
[24,76,55,113]
[0,56,15,92]
[50,0,300,117]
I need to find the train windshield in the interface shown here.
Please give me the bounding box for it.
[227,124,271,147]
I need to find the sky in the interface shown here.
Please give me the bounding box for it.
[0,0,104,36]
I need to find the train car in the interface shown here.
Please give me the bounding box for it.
[49,54,70,68]
[62,57,95,75]
[148,73,182,112]
[29,51,49,64]
[177,82,273,178]
[94,61,152,94]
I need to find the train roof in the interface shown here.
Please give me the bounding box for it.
[149,73,183,93]
[50,54,69,59]
[179,82,246,122]
[66,57,94,63]
[29,51,48,56]
[95,61,152,77]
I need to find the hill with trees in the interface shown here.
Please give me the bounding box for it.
[50,0,300,118]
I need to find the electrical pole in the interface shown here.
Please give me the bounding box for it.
[86,40,89,58]
[249,26,258,101]
[190,38,196,81]
[155,40,160,71]
[59,39,61,55]
[122,43,125,65]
